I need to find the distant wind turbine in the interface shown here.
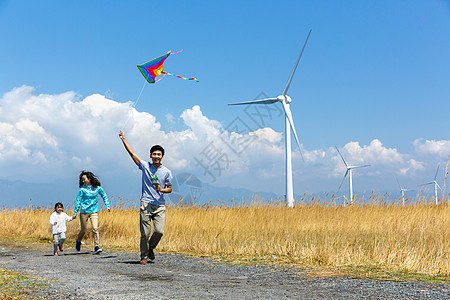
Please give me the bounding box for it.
[228,30,312,208]
[395,176,410,206]
[335,146,370,204]
[419,165,441,205]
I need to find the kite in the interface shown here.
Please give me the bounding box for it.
[137,50,199,84]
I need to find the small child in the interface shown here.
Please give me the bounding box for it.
[49,202,75,256]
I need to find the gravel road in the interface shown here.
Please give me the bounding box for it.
[0,241,448,299]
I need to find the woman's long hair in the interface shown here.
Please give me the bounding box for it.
[79,171,101,188]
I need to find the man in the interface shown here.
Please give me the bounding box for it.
[119,130,172,264]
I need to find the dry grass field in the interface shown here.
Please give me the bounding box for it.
[1,195,449,282]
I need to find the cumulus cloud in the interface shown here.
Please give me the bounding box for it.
[304,139,425,179]
[180,105,221,140]
[399,159,425,176]
[0,86,281,182]
[0,86,441,193]
[413,139,450,157]
[0,118,57,163]
[0,86,151,179]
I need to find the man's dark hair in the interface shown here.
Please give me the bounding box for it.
[150,145,165,156]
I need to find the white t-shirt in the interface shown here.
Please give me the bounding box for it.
[49,211,73,234]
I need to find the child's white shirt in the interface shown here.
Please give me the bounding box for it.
[49,211,73,234]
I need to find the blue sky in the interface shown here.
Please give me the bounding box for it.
[1,0,450,203]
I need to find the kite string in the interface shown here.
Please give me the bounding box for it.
[121,80,146,129]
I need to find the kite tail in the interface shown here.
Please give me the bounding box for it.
[155,74,166,83]
[162,71,199,82]
[171,49,183,55]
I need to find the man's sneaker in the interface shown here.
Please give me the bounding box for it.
[75,241,81,251]
[58,245,64,252]
[54,252,58,256]
[139,258,148,265]
[148,248,155,260]
[94,246,102,254]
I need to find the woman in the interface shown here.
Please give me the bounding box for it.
[73,171,111,254]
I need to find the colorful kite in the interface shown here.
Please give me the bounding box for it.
[137,50,199,84]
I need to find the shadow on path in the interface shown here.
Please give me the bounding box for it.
[120,260,154,265]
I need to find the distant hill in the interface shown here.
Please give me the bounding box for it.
[0,179,77,209]
[0,177,286,209]
[0,176,434,209]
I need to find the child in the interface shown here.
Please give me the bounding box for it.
[49,202,75,256]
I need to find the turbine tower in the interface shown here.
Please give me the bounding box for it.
[395,176,410,206]
[228,30,311,208]
[420,165,441,205]
[335,146,370,204]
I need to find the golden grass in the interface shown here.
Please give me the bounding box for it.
[1,196,449,282]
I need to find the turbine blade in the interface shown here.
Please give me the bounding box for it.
[283,29,312,96]
[434,165,440,180]
[228,98,278,106]
[281,101,304,161]
[395,176,401,189]
[352,164,371,169]
[419,182,434,186]
[337,171,349,193]
[335,146,349,168]
[436,182,442,190]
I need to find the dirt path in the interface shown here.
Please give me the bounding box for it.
[0,241,448,299]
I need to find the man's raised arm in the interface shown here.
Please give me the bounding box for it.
[119,130,141,167]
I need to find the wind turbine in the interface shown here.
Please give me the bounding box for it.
[335,146,370,204]
[419,165,441,205]
[228,30,311,208]
[395,176,410,206]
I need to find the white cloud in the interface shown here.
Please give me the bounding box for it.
[249,127,282,144]
[180,105,221,140]
[0,87,239,181]
[0,86,442,193]
[0,118,58,163]
[413,139,450,157]
[312,139,425,179]
[165,113,175,124]
[399,159,425,176]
